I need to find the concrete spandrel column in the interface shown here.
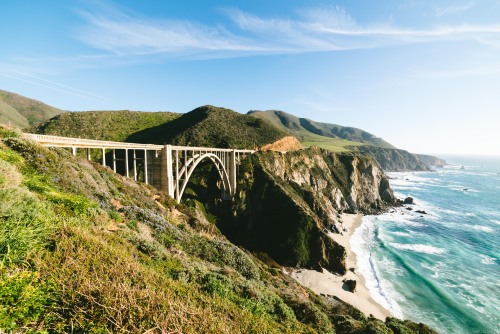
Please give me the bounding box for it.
[133,150,137,181]
[229,150,237,197]
[125,149,129,177]
[144,149,148,184]
[113,149,117,172]
[102,148,106,166]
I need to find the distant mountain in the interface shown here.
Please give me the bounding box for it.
[38,110,180,142]
[0,90,63,128]
[127,105,288,149]
[248,110,395,150]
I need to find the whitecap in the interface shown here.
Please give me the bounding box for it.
[389,243,447,255]
[491,220,500,225]
[479,254,496,265]
[471,225,494,233]
[391,231,411,237]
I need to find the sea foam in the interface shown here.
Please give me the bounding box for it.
[389,243,447,255]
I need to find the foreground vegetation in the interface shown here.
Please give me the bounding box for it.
[0,125,435,333]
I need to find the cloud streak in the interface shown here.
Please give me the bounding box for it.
[74,3,500,59]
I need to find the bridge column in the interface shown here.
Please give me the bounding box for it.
[125,149,129,177]
[160,145,175,198]
[112,149,117,172]
[72,147,77,156]
[133,150,137,181]
[102,148,106,166]
[229,150,237,197]
[144,149,148,184]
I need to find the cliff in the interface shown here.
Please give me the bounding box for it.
[415,154,447,167]
[352,146,430,172]
[212,147,396,276]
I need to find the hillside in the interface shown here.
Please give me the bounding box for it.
[0,125,436,333]
[248,110,395,151]
[0,90,63,128]
[38,110,180,142]
[127,105,288,149]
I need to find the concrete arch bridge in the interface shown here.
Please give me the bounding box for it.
[23,134,254,203]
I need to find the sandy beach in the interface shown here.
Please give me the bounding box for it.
[290,214,391,320]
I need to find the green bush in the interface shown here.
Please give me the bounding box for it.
[0,266,54,331]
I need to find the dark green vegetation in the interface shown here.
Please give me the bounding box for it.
[249,110,395,151]
[193,147,396,276]
[0,90,63,128]
[128,105,288,148]
[0,125,436,333]
[0,89,445,171]
[38,110,180,142]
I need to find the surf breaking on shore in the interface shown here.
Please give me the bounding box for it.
[288,214,392,320]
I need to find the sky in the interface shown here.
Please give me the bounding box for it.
[1,0,500,155]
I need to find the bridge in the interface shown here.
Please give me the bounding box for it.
[23,134,254,202]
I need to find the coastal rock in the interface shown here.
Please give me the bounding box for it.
[404,197,414,204]
[343,279,357,293]
[415,210,427,214]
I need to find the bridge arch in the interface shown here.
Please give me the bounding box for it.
[177,152,232,202]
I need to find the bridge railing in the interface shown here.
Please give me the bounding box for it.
[22,133,164,150]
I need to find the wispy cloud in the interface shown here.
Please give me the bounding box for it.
[74,3,500,59]
[0,69,109,103]
[435,2,476,18]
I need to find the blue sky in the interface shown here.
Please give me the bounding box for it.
[1,0,500,155]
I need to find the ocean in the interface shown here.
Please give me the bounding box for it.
[351,155,500,334]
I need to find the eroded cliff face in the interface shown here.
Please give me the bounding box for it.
[353,146,430,172]
[214,147,396,275]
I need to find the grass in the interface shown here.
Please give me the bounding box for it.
[0,125,436,333]
[37,110,180,142]
[0,89,63,128]
[301,133,364,152]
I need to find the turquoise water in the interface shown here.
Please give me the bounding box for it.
[351,156,500,334]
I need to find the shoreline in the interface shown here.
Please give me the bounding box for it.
[289,213,391,320]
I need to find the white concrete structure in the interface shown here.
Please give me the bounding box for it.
[23,133,254,202]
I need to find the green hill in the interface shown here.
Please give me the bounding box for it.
[248,110,395,152]
[0,90,63,128]
[0,126,436,333]
[38,110,180,142]
[127,105,288,149]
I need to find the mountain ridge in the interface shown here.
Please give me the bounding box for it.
[0,89,63,128]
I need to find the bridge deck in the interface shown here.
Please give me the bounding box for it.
[23,133,254,153]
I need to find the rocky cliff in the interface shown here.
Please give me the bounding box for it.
[415,154,447,167]
[211,147,396,275]
[352,146,430,172]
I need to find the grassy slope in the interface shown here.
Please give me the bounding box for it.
[248,110,394,152]
[0,125,435,334]
[127,105,288,149]
[37,110,180,142]
[0,90,63,128]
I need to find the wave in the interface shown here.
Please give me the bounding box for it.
[471,225,494,233]
[479,254,496,265]
[491,220,500,225]
[389,243,447,254]
[351,219,404,318]
[391,231,411,237]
